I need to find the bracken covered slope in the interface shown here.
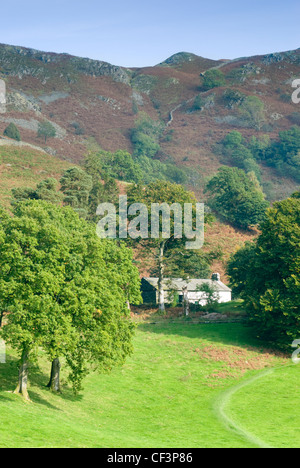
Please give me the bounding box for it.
[0,44,299,281]
[0,43,298,202]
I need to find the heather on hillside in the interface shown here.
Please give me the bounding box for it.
[0,44,299,201]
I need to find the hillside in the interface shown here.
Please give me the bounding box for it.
[0,144,71,207]
[0,142,254,282]
[0,44,299,200]
[0,322,291,448]
[0,44,299,282]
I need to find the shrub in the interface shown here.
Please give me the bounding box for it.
[223,130,243,147]
[280,93,292,103]
[239,96,266,130]
[191,94,204,111]
[288,112,300,125]
[4,122,21,141]
[201,69,226,90]
[37,121,56,143]
[196,283,220,312]
[221,89,246,108]
[70,121,85,135]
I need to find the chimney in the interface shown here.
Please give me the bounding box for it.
[211,273,221,282]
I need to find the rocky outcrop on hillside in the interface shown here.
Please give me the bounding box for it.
[68,56,130,84]
[0,42,299,202]
[157,51,222,71]
[262,49,300,65]
[0,44,131,84]
[0,135,47,153]
[6,91,41,113]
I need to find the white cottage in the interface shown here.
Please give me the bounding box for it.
[141,274,232,306]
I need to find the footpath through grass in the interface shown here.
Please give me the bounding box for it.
[0,322,292,448]
[225,364,300,448]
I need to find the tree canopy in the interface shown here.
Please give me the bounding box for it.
[218,125,300,183]
[131,113,164,159]
[227,194,300,348]
[60,167,93,219]
[37,121,56,144]
[4,122,21,141]
[126,181,207,311]
[0,200,141,398]
[12,178,62,206]
[205,166,269,229]
[201,69,226,90]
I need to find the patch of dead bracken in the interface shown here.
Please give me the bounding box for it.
[194,344,288,383]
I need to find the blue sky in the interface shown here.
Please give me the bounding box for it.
[0,0,299,67]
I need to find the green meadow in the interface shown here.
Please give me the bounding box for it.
[0,321,297,448]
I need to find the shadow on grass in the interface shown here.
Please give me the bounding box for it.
[0,393,15,403]
[0,357,19,392]
[137,321,282,355]
[0,353,83,408]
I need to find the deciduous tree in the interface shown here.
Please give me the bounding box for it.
[227,194,300,348]
[127,181,199,312]
[205,166,269,229]
[60,167,93,219]
[0,201,140,398]
[37,120,56,144]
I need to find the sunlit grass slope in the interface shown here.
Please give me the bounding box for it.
[0,323,290,448]
[0,145,71,207]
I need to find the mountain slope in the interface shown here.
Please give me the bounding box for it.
[0,144,71,207]
[0,43,299,202]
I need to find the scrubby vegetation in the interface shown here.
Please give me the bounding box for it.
[214,126,300,183]
[4,123,21,141]
[201,69,226,90]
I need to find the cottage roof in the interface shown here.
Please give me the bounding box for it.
[142,277,231,292]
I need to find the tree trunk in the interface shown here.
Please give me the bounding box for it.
[47,358,61,393]
[182,286,189,316]
[14,348,30,401]
[158,241,166,313]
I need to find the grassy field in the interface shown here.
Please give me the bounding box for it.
[215,300,247,315]
[0,321,295,448]
[225,364,300,448]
